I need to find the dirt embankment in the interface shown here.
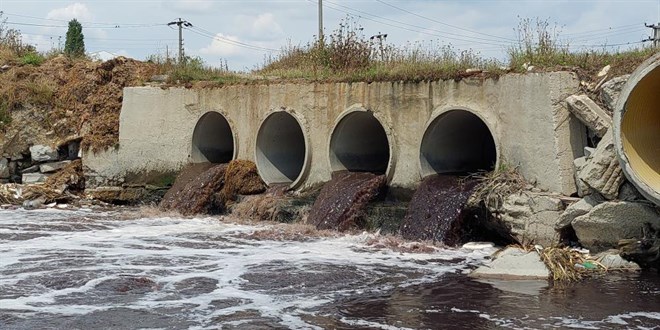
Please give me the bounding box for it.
[0,56,156,157]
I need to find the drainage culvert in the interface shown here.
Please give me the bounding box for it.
[256,111,307,186]
[614,53,660,205]
[191,111,235,163]
[420,109,497,176]
[329,111,391,174]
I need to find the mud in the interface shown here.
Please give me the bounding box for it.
[308,171,386,231]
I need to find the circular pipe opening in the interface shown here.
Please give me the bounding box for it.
[191,111,235,163]
[256,111,307,185]
[329,111,390,174]
[617,61,660,204]
[420,109,496,176]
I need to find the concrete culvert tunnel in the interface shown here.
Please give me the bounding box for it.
[330,111,390,174]
[191,111,234,163]
[615,53,660,205]
[420,110,497,176]
[256,112,307,185]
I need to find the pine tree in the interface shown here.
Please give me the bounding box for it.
[64,19,85,57]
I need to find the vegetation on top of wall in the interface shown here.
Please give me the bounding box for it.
[258,17,657,83]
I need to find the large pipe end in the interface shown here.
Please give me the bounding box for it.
[191,111,235,164]
[255,111,309,188]
[420,109,497,177]
[614,52,660,206]
[329,109,392,176]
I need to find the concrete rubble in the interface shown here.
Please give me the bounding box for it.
[600,75,630,112]
[29,145,58,162]
[565,94,612,137]
[0,158,9,179]
[572,201,660,252]
[576,131,623,200]
[499,193,564,246]
[555,194,603,231]
[471,247,550,279]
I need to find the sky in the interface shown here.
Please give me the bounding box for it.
[0,0,659,71]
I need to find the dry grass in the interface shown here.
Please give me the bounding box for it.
[540,246,605,282]
[469,165,527,210]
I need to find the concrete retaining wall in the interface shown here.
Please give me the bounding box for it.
[84,72,585,194]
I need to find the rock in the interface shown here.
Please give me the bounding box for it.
[572,201,660,252]
[39,160,72,173]
[22,173,50,184]
[618,181,645,201]
[499,193,563,246]
[577,131,623,199]
[0,64,10,71]
[573,157,591,197]
[600,75,630,112]
[22,196,47,210]
[29,145,58,162]
[597,65,611,77]
[565,95,612,137]
[465,68,482,73]
[595,250,641,270]
[471,247,550,279]
[555,194,603,230]
[0,158,8,179]
[21,165,40,174]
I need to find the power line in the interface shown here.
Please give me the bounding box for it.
[189,25,280,52]
[1,11,162,27]
[374,0,516,42]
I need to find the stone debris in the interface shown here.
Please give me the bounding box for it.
[29,145,58,162]
[600,74,630,112]
[22,173,50,184]
[555,194,603,231]
[565,94,612,137]
[572,201,660,252]
[39,160,72,173]
[471,247,550,279]
[576,131,623,199]
[499,193,564,246]
[597,64,611,77]
[618,181,645,202]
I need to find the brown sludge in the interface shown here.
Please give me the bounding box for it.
[399,175,479,245]
[308,171,386,231]
[159,160,266,216]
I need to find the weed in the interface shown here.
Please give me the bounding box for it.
[20,52,45,66]
[0,100,11,129]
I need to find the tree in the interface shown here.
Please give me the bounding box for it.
[64,19,85,57]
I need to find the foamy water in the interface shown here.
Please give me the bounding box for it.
[1,209,658,329]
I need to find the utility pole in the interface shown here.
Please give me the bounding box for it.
[168,18,193,63]
[644,23,660,48]
[370,33,388,61]
[318,0,324,44]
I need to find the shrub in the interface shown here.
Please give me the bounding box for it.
[20,52,45,66]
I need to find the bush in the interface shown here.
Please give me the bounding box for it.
[20,52,45,66]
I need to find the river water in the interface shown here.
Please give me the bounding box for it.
[0,208,658,329]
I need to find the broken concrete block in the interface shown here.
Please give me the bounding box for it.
[572,201,660,252]
[39,160,71,173]
[29,145,58,162]
[471,247,550,279]
[566,94,612,137]
[21,165,40,174]
[577,131,623,199]
[22,173,50,184]
[573,156,591,197]
[600,75,630,112]
[555,194,603,230]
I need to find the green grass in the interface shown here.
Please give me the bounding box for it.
[20,52,45,66]
[0,100,11,129]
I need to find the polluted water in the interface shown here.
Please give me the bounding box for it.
[1,208,659,329]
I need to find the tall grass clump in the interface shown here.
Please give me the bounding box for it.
[147,53,239,84]
[507,17,657,76]
[259,17,503,82]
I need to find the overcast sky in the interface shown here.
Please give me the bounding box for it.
[1,0,658,71]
